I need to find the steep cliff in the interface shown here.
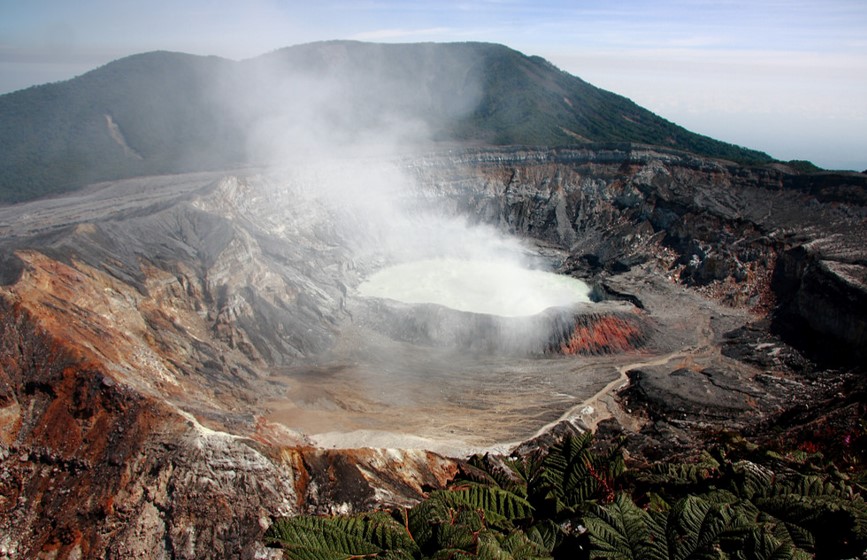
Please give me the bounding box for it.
[406,146,866,359]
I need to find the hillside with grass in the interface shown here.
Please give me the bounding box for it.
[0,41,774,203]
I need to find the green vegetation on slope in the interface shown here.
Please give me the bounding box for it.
[264,432,867,559]
[449,46,772,165]
[0,52,244,202]
[0,41,774,203]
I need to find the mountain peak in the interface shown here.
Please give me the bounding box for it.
[0,41,772,203]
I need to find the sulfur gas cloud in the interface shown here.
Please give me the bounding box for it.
[216,42,591,326]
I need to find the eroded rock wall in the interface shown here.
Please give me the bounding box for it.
[408,146,867,361]
[0,247,453,558]
[772,246,867,362]
[0,297,299,558]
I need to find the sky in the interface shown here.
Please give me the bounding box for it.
[1,0,865,170]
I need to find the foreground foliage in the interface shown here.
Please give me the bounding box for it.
[265,432,867,559]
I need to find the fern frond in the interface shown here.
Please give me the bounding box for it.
[584,493,667,560]
[408,486,533,553]
[778,521,815,552]
[464,453,539,497]
[459,456,508,488]
[504,451,546,487]
[726,460,775,502]
[737,526,799,560]
[476,529,553,560]
[646,492,671,513]
[428,549,476,560]
[701,489,740,507]
[442,483,535,526]
[433,514,480,551]
[408,491,460,549]
[524,520,561,553]
[331,511,418,552]
[265,516,383,559]
[665,495,738,560]
[635,461,719,493]
[276,547,362,560]
[777,475,848,498]
[756,490,867,554]
[540,433,621,512]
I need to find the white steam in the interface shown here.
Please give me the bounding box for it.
[213,42,583,322]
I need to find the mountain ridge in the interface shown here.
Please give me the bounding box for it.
[0,40,776,203]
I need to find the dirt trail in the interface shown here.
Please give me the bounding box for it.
[528,350,689,438]
[531,300,722,437]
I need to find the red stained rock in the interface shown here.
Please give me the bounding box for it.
[558,313,650,356]
[0,265,457,558]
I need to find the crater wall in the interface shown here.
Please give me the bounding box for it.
[406,146,867,362]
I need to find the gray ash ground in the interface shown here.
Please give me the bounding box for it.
[263,256,772,455]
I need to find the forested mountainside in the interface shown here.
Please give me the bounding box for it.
[0,41,774,203]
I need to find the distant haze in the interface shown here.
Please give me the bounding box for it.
[2,0,864,170]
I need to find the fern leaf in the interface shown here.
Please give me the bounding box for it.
[458,458,503,487]
[459,454,535,498]
[629,451,720,499]
[428,549,476,560]
[455,484,534,521]
[408,489,505,552]
[666,495,737,560]
[778,521,814,552]
[408,491,460,549]
[265,512,420,560]
[584,493,667,560]
[504,451,546,488]
[776,475,848,499]
[636,462,718,492]
[647,492,672,514]
[739,527,797,560]
[524,520,561,553]
[701,489,740,507]
[331,511,418,553]
[277,547,357,560]
[727,461,775,501]
[541,433,619,512]
[755,491,867,556]
[475,529,553,560]
[434,516,480,551]
[265,516,382,558]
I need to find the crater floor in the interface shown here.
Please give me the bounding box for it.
[264,259,754,455]
[265,335,620,455]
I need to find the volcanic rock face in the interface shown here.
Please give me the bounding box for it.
[772,246,867,362]
[0,286,454,558]
[415,147,866,349]
[1,145,865,557]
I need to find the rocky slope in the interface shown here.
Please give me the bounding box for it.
[1,145,865,557]
[409,146,867,359]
